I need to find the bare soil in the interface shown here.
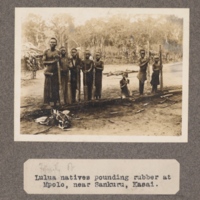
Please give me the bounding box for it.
[20,64,182,136]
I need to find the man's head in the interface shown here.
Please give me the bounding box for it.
[60,46,66,56]
[85,50,91,59]
[71,48,77,58]
[154,55,159,63]
[96,52,101,60]
[49,38,57,49]
[140,49,145,58]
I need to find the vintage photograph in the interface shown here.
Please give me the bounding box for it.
[15,8,189,142]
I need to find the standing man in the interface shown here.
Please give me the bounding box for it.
[150,56,162,93]
[43,38,60,106]
[60,46,70,104]
[69,48,82,103]
[94,52,104,99]
[43,37,60,107]
[137,49,150,95]
[82,50,94,101]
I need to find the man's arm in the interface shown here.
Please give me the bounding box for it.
[77,58,83,70]
[42,50,57,65]
[54,50,61,61]
[87,61,94,72]
[139,58,150,67]
[95,61,104,70]
[120,83,127,88]
[68,59,73,69]
[43,60,57,65]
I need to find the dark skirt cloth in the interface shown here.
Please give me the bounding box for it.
[150,71,160,86]
[83,72,93,87]
[83,72,93,100]
[44,74,59,104]
[61,74,68,104]
[121,86,129,97]
[95,71,102,96]
[120,79,129,97]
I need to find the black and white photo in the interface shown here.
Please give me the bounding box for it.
[14,8,189,142]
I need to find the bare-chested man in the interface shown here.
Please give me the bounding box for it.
[43,37,60,106]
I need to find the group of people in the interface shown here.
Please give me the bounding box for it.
[42,38,162,107]
[120,49,162,97]
[43,37,104,106]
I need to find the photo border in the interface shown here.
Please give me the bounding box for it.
[14,7,189,143]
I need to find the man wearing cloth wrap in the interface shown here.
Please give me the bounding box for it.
[43,38,60,107]
[82,50,94,101]
[150,55,162,93]
[69,48,82,103]
[60,46,70,104]
[137,49,150,95]
[94,52,104,99]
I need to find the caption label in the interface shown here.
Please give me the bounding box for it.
[24,159,179,194]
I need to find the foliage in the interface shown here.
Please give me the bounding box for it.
[22,14,47,47]
[47,13,75,48]
[22,13,183,64]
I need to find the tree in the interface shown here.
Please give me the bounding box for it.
[47,13,75,54]
[22,13,47,48]
[22,12,183,64]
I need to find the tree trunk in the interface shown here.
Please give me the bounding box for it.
[159,45,163,91]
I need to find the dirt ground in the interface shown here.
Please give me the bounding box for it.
[20,63,182,136]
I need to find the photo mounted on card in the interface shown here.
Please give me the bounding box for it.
[14,8,189,142]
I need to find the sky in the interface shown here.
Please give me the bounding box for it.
[17,8,186,27]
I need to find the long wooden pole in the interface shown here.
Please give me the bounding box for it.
[92,48,96,100]
[75,51,81,102]
[67,68,72,104]
[57,61,65,105]
[159,45,163,91]
[146,40,150,87]
[84,62,88,101]
[78,66,81,102]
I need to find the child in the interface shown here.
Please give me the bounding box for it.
[120,72,130,98]
[94,52,104,99]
